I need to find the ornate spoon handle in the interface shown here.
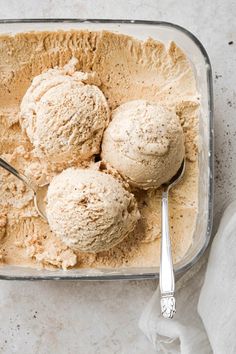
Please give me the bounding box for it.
[160,190,176,319]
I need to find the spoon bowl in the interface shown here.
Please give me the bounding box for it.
[163,159,186,192]
[34,184,49,220]
[0,157,48,221]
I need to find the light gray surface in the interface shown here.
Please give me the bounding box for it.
[0,0,235,353]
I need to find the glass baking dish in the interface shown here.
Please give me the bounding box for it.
[0,19,213,280]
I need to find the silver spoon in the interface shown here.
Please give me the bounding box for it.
[160,159,186,319]
[0,157,48,220]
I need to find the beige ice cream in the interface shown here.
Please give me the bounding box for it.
[46,166,140,252]
[20,58,110,168]
[102,100,185,189]
[0,29,199,270]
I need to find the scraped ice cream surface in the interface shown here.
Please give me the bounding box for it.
[0,29,199,270]
[102,100,185,189]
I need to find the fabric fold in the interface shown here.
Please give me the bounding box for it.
[140,201,236,353]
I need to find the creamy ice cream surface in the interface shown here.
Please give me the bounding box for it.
[102,100,185,189]
[0,29,199,270]
[46,166,139,252]
[20,58,110,168]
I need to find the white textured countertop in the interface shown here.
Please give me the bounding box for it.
[0,1,235,353]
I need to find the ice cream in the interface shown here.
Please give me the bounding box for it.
[46,166,140,253]
[0,29,199,270]
[20,59,110,167]
[102,100,185,189]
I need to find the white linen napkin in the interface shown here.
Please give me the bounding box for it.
[139,201,236,353]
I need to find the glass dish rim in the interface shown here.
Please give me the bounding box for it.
[0,18,214,280]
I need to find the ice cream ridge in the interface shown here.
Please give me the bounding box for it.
[0,30,199,269]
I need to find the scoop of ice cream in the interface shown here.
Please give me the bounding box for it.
[20,58,110,167]
[46,167,140,252]
[102,100,185,189]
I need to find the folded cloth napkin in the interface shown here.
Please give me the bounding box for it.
[139,201,236,353]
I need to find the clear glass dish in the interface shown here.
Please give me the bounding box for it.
[0,19,213,280]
